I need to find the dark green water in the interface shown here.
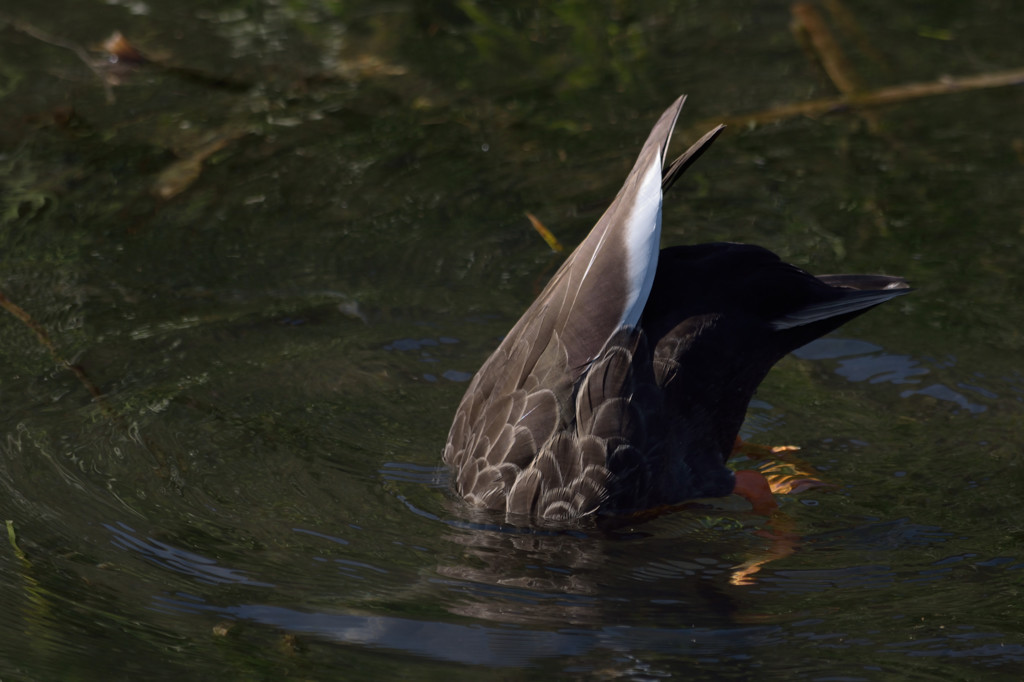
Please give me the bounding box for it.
[1,1,1023,679]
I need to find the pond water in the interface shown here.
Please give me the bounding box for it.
[1,1,1023,679]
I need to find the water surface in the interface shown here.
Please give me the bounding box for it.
[1,1,1023,679]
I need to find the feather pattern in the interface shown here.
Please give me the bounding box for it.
[443,95,910,524]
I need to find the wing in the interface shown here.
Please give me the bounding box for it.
[642,242,910,464]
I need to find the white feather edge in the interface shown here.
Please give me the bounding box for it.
[618,160,664,330]
[564,97,683,338]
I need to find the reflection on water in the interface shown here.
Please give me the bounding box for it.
[900,383,987,414]
[4,322,1018,678]
[152,592,784,668]
[793,337,929,383]
[835,353,928,384]
[96,498,1024,672]
[795,338,990,413]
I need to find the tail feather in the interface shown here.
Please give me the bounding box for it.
[662,124,726,192]
[770,285,909,331]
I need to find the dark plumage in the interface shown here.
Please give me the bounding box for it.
[443,95,909,523]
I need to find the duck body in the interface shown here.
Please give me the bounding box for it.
[443,96,908,523]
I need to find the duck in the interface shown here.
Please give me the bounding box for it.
[443,95,909,523]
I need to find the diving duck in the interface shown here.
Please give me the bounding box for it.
[444,95,908,523]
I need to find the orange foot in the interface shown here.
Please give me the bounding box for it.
[732,436,801,460]
[727,439,835,586]
[729,470,806,586]
[732,469,778,515]
[732,436,834,496]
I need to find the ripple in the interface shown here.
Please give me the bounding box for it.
[105,522,275,587]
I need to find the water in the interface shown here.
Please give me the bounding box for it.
[1,1,1023,679]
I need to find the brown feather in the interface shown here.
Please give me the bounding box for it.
[506,468,543,516]
[485,424,515,467]
[504,427,538,469]
[517,389,559,447]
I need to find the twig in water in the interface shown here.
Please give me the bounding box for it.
[2,13,116,103]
